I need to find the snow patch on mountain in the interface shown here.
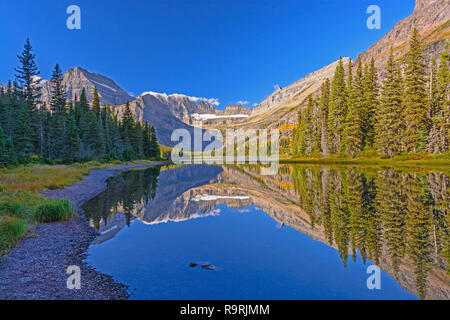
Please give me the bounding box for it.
[90,80,117,92]
[191,113,249,121]
[140,91,220,106]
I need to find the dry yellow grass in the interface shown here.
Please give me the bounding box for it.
[0,160,157,193]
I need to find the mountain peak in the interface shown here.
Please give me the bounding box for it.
[356,0,449,71]
[140,91,220,107]
[414,0,442,12]
[41,66,133,106]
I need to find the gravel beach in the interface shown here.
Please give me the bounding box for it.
[0,163,165,300]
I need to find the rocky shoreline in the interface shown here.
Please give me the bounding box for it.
[0,163,165,300]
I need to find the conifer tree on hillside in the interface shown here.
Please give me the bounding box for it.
[374,50,404,157]
[328,57,347,153]
[143,122,151,158]
[134,121,144,158]
[292,98,311,157]
[320,79,330,157]
[121,102,133,147]
[438,51,449,146]
[361,58,378,149]
[148,124,160,158]
[427,51,449,153]
[92,86,100,117]
[402,28,428,152]
[121,102,136,160]
[342,60,364,155]
[78,88,89,117]
[290,109,302,156]
[428,58,438,119]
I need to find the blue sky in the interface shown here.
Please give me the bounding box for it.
[1,0,414,108]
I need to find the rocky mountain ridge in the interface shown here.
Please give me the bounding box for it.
[41,66,134,106]
[356,0,449,72]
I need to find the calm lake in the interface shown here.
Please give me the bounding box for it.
[83,164,449,300]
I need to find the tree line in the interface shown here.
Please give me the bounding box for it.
[0,39,160,167]
[291,28,449,158]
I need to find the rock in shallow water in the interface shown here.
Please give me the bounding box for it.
[201,263,215,270]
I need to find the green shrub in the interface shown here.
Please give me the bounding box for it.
[0,216,27,255]
[33,199,75,223]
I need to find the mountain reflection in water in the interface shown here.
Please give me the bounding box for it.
[83,164,449,300]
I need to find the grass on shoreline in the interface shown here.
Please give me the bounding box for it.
[0,159,160,257]
[281,151,450,170]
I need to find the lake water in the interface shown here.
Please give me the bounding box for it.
[83,164,449,300]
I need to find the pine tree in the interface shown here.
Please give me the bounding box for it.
[437,51,449,147]
[80,110,98,159]
[320,79,330,157]
[79,88,89,115]
[121,104,136,160]
[133,121,144,158]
[143,122,151,158]
[95,114,106,157]
[102,106,112,154]
[121,102,134,149]
[92,86,100,117]
[111,114,124,158]
[328,57,347,154]
[402,28,428,152]
[13,104,33,163]
[48,64,67,159]
[361,58,378,149]
[0,97,6,131]
[294,103,309,156]
[427,51,449,153]
[148,125,160,158]
[375,50,404,157]
[342,60,364,155]
[428,58,438,118]
[63,113,81,162]
[14,38,42,153]
[0,124,16,167]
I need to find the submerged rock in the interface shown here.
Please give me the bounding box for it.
[201,263,215,270]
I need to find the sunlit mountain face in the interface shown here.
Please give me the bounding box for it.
[83,164,449,300]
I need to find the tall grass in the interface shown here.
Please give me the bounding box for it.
[0,191,76,255]
[0,216,27,256]
[34,199,74,223]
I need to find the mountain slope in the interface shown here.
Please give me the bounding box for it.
[112,92,252,146]
[223,0,448,140]
[356,0,449,71]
